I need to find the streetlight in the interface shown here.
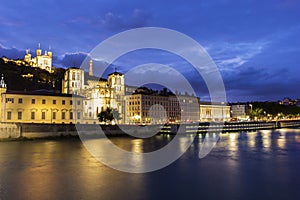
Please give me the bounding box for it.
[248,104,253,121]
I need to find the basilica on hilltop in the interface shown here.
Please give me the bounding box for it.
[24,43,53,72]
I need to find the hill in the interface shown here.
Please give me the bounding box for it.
[0,57,65,92]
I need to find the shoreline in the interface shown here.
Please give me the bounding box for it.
[0,120,299,141]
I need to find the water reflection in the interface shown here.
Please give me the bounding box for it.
[131,139,144,153]
[1,128,300,199]
[247,132,256,148]
[261,130,272,149]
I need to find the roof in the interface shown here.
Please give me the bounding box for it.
[108,71,124,76]
[5,90,84,98]
[84,72,107,84]
[200,101,229,106]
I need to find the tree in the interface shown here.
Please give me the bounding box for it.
[249,108,264,120]
[97,107,122,124]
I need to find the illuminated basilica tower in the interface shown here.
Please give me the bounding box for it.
[24,43,53,72]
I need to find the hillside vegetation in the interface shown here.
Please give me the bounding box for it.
[0,58,65,92]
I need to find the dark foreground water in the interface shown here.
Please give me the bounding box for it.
[1,128,300,200]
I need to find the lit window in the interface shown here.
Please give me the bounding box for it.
[5,98,14,103]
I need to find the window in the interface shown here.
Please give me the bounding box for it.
[70,112,73,120]
[72,72,75,80]
[52,112,56,120]
[62,112,66,120]
[17,112,22,120]
[18,98,23,103]
[7,111,12,120]
[31,112,35,120]
[70,100,73,105]
[77,112,80,120]
[62,100,65,105]
[42,99,46,104]
[53,100,56,104]
[32,99,35,104]
[41,112,46,120]
[77,100,81,105]
[5,98,14,103]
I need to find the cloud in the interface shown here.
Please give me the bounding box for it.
[100,9,150,31]
[0,44,25,59]
[206,41,268,71]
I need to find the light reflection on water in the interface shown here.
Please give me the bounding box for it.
[0,128,300,199]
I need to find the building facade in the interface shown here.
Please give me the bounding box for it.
[0,77,84,124]
[61,67,126,124]
[200,102,231,122]
[230,104,250,120]
[125,89,200,124]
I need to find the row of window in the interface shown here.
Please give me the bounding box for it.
[71,72,81,81]
[127,112,180,118]
[6,111,80,120]
[5,98,81,105]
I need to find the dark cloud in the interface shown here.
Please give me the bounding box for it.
[100,9,150,31]
[56,53,89,68]
[0,45,25,59]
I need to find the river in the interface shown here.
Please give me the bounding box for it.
[1,128,300,199]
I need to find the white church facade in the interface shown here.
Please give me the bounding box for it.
[61,62,126,124]
[24,44,53,72]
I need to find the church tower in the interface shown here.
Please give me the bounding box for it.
[0,74,7,93]
[24,49,31,63]
[36,43,42,56]
[47,46,52,58]
[0,74,7,122]
[108,70,125,123]
[89,58,93,76]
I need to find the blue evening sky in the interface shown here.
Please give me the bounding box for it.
[0,0,300,102]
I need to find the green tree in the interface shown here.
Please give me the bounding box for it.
[249,108,264,120]
[97,107,122,124]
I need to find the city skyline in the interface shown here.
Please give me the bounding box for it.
[0,0,300,102]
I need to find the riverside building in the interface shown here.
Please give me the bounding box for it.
[125,88,200,124]
[0,75,84,123]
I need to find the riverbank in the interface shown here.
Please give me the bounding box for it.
[0,120,300,140]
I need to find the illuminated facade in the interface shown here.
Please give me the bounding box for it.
[199,102,231,121]
[0,77,84,124]
[24,43,53,72]
[62,67,125,124]
[125,89,200,124]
